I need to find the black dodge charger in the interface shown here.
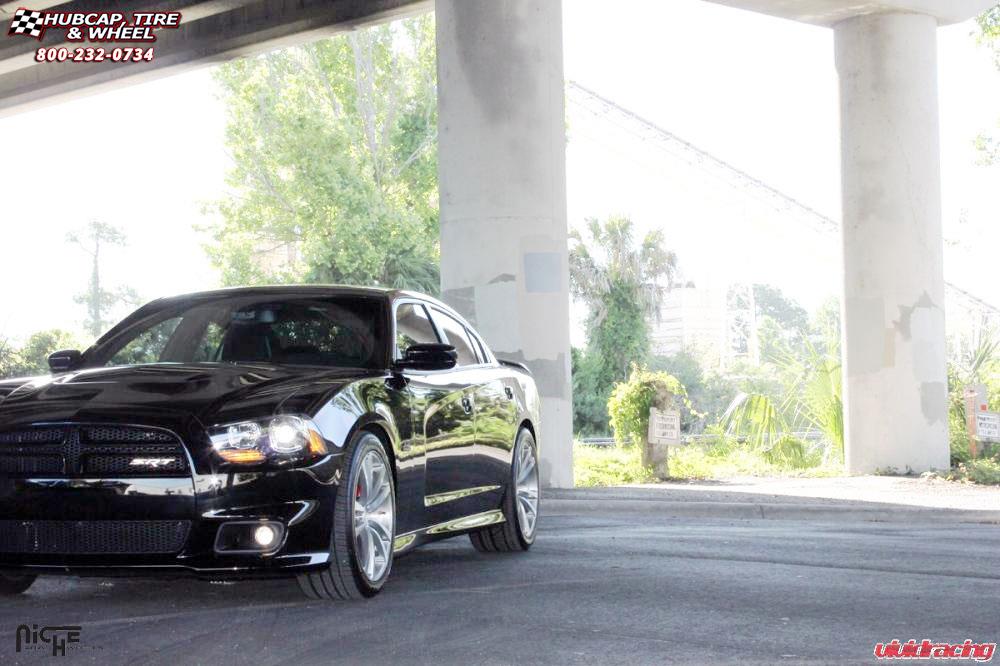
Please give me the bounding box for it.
[0,286,541,600]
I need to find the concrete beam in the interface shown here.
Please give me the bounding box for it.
[0,0,431,118]
[703,0,995,27]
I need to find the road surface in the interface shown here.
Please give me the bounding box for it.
[3,506,999,665]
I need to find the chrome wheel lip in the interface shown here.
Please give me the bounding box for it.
[514,436,539,540]
[352,446,394,583]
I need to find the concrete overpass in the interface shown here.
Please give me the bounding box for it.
[1,0,994,484]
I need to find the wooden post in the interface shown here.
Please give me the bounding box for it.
[646,385,681,481]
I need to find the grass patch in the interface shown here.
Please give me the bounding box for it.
[573,440,841,487]
[574,444,655,487]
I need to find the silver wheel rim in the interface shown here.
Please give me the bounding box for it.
[515,436,539,539]
[353,447,394,582]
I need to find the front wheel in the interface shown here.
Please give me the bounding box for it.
[470,427,539,552]
[0,573,37,595]
[298,430,396,601]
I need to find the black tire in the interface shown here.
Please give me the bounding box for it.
[0,573,37,595]
[297,430,396,601]
[470,428,539,553]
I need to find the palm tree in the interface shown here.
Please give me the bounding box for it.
[569,215,678,329]
[569,216,680,434]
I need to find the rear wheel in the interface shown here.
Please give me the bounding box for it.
[298,431,396,601]
[470,427,539,552]
[0,573,37,595]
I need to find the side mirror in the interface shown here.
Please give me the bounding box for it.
[48,349,83,373]
[396,343,457,372]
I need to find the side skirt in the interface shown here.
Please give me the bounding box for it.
[393,509,504,555]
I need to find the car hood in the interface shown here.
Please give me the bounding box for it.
[0,363,368,431]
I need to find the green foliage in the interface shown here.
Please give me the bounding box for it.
[573,427,830,485]
[946,331,1000,465]
[569,216,679,433]
[773,337,844,459]
[571,347,610,436]
[574,444,655,487]
[207,16,440,292]
[607,367,687,447]
[669,432,828,479]
[976,5,1000,164]
[0,330,82,379]
[948,456,1000,485]
[720,392,785,449]
[719,331,843,464]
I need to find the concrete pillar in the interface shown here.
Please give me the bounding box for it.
[435,0,573,487]
[835,13,949,473]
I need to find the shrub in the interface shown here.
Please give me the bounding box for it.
[948,456,1000,485]
[573,444,654,487]
[607,368,687,447]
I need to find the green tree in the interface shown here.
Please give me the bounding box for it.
[976,5,1000,164]
[0,337,19,379]
[0,330,81,379]
[206,15,440,292]
[67,221,139,338]
[569,215,678,433]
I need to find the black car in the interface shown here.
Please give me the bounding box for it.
[0,286,541,600]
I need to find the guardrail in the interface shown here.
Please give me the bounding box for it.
[577,431,826,447]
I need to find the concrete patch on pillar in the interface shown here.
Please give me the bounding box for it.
[494,349,568,400]
[893,292,938,341]
[909,297,946,383]
[523,252,562,293]
[474,280,520,354]
[488,273,516,284]
[442,287,477,325]
[846,297,886,373]
[920,381,947,424]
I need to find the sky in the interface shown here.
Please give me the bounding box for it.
[0,0,998,346]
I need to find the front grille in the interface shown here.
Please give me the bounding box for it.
[0,425,189,476]
[0,520,191,555]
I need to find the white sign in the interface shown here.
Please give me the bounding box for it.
[648,407,682,446]
[976,411,1000,443]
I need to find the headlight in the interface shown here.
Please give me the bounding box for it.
[208,415,329,465]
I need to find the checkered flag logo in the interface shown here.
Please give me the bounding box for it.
[8,8,45,39]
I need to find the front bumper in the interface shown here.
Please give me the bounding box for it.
[0,455,342,579]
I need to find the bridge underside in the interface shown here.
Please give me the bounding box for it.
[2,0,997,482]
[0,0,430,117]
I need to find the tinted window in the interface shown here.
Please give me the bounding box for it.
[109,317,181,366]
[395,303,439,355]
[97,296,385,369]
[469,330,492,364]
[431,309,479,366]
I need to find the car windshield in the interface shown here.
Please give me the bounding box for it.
[90,295,386,370]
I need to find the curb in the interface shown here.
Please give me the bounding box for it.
[542,497,1000,524]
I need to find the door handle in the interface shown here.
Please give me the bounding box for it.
[461,395,473,414]
[504,386,514,400]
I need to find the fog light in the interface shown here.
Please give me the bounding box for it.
[214,521,285,555]
[254,525,277,548]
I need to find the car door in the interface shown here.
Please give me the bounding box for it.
[464,328,518,489]
[392,301,477,526]
[426,308,506,517]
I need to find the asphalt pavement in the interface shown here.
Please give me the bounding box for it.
[3,501,999,665]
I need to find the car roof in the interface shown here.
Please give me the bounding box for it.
[149,285,460,319]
